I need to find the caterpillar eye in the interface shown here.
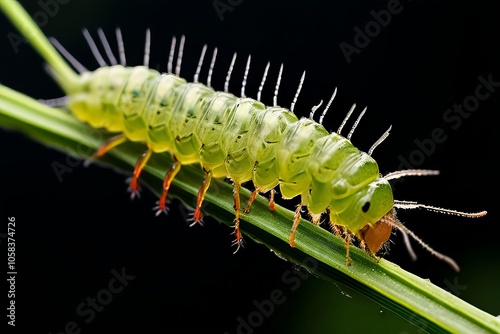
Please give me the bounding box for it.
[362,202,371,213]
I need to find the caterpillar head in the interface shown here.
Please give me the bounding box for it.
[329,178,394,253]
[336,169,487,271]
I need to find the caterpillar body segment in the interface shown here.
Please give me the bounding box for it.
[69,62,394,252]
[0,0,487,270]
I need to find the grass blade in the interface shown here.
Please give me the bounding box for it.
[1,84,499,333]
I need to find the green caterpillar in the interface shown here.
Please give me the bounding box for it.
[0,0,487,270]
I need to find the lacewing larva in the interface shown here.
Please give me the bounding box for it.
[0,0,487,271]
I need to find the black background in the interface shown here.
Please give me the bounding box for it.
[1,0,499,333]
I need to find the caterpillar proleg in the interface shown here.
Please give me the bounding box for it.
[0,0,487,272]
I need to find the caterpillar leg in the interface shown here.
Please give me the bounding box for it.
[289,203,303,248]
[154,158,181,216]
[331,225,342,237]
[128,150,153,199]
[243,188,276,214]
[232,182,244,252]
[191,170,213,226]
[244,187,261,214]
[269,189,276,211]
[308,210,322,225]
[83,134,127,167]
[329,222,352,266]
[344,231,352,267]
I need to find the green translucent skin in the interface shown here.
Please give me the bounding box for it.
[69,65,394,234]
[0,0,394,236]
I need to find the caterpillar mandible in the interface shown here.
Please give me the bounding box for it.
[0,0,487,271]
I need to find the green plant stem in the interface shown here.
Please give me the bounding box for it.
[0,0,79,90]
[1,84,499,334]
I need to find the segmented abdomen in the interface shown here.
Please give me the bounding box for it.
[69,64,380,215]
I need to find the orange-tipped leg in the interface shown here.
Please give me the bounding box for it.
[128,150,152,199]
[244,188,276,214]
[244,187,261,214]
[289,204,303,248]
[191,170,212,226]
[84,134,127,167]
[269,189,276,211]
[232,182,244,252]
[154,158,181,216]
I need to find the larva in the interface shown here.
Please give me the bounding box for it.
[0,0,487,271]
